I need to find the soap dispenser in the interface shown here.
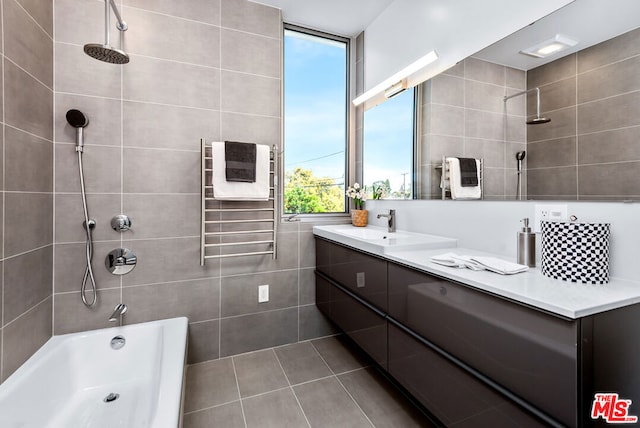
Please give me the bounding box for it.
[517,218,536,267]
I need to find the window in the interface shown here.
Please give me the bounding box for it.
[363,89,416,199]
[283,26,349,214]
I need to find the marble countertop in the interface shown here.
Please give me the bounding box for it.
[314,226,640,319]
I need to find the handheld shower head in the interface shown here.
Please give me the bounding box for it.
[516,151,526,161]
[66,109,89,151]
[66,109,89,128]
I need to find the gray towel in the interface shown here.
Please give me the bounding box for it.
[458,158,478,187]
[225,141,256,182]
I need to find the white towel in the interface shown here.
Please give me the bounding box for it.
[446,157,481,200]
[211,142,270,201]
[431,253,528,275]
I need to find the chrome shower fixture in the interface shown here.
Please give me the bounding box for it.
[84,0,129,64]
[504,87,551,125]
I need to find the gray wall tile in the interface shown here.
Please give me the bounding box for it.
[123,148,199,193]
[527,106,576,142]
[221,0,281,39]
[506,67,526,90]
[2,298,52,381]
[124,102,219,151]
[54,0,114,46]
[527,137,576,169]
[577,91,640,135]
[424,135,464,163]
[221,28,280,78]
[299,304,338,341]
[530,77,576,113]
[578,162,640,197]
[578,55,640,104]
[4,193,52,257]
[123,279,219,323]
[578,127,640,164]
[5,127,52,192]
[16,0,53,36]
[4,246,52,324]
[53,289,121,334]
[430,74,464,107]
[526,167,577,198]
[55,143,121,193]
[464,138,505,169]
[123,194,200,239]
[221,270,298,317]
[188,320,220,364]
[5,60,53,140]
[221,71,280,117]
[125,7,220,67]
[430,104,465,136]
[578,27,640,73]
[120,237,220,286]
[220,231,298,276]
[124,56,220,109]
[220,308,297,357]
[4,0,52,88]
[123,0,220,25]
[299,268,315,305]
[465,80,505,113]
[220,112,280,149]
[504,87,526,116]
[465,57,504,86]
[464,109,504,141]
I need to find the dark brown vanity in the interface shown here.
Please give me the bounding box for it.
[315,236,640,427]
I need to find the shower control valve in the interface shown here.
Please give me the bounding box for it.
[111,214,132,232]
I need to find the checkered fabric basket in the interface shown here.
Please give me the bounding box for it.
[541,221,610,284]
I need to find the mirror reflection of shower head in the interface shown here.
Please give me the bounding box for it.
[504,87,551,125]
[84,0,129,64]
[66,109,89,151]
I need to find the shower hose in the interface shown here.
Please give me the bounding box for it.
[77,150,98,307]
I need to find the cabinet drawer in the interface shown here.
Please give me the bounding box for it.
[316,272,387,369]
[388,323,547,427]
[388,263,578,427]
[316,238,387,311]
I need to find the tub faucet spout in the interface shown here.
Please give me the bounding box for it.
[109,303,127,323]
[376,209,396,232]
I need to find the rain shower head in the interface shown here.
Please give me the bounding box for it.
[526,116,551,125]
[85,0,129,64]
[84,44,129,65]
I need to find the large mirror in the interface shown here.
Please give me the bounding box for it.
[363,0,640,202]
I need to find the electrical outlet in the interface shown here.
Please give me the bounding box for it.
[534,204,568,233]
[258,284,269,303]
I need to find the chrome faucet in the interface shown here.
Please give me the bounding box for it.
[377,209,396,232]
[108,303,127,324]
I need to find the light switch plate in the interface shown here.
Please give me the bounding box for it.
[258,284,269,303]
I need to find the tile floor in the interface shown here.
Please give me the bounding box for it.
[183,334,436,428]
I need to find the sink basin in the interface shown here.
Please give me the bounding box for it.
[313,224,457,255]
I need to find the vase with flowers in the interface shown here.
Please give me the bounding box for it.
[346,183,368,227]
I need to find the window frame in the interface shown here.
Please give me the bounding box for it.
[281,23,352,221]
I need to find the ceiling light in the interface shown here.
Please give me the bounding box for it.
[520,34,578,58]
[353,50,438,106]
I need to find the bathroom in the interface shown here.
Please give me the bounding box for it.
[1,0,640,426]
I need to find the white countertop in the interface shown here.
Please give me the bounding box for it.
[314,225,640,319]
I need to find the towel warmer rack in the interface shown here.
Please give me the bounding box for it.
[438,156,484,200]
[200,139,278,265]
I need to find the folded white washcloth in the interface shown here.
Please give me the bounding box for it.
[431,253,528,275]
[470,256,529,275]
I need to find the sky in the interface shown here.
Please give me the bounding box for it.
[283,30,413,195]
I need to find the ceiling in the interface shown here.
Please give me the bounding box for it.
[248,0,395,37]
[250,0,640,71]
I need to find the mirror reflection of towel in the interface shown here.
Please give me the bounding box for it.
[458,157,478,187]
[225,141,256,182]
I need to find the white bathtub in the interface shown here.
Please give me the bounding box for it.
[0,317,188,428]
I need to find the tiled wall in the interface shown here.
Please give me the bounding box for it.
[0,0,54,382]
[527,27,640,200]
[53,0,334,363]
[419,57,527,200]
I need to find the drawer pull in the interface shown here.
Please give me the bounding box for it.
[357,272,365,288]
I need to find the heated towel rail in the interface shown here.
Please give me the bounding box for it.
[438,156,484,200]
[200,139,278,265]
